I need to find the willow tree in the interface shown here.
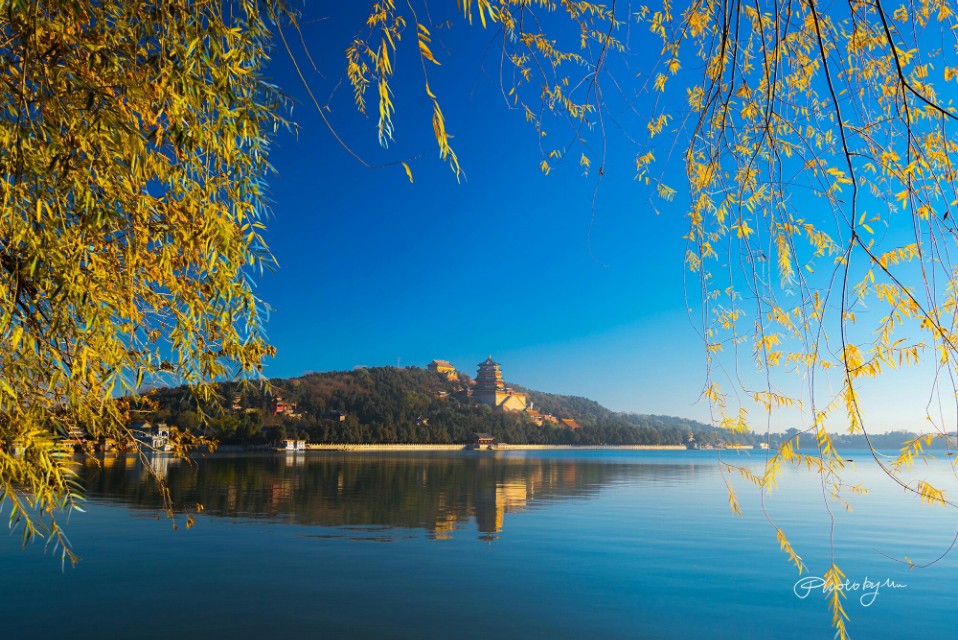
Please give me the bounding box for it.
[337,1,958,637]
[3,0,957,633]
[0,0,284,560]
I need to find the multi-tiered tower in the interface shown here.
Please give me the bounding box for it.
[475,356,504,392]
[473,356,527,412]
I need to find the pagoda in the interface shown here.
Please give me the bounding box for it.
[473,356,527,412]
[475,356,505,392]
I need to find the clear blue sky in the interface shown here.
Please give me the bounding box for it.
[252,4,708,420]
[250,3,935,431]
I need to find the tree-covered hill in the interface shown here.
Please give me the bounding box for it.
[138,366,769,446]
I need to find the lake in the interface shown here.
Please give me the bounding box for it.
[2,449,956,638]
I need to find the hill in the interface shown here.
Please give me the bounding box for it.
[138,365,769,447]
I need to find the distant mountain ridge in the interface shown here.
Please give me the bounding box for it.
[139,365,767,447]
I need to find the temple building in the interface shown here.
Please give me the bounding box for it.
[428,359,458,381]
[525,409,559,426]
[473,356,527,412]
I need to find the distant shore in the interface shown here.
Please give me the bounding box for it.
[209,443,697,454]
[300,444,689,452]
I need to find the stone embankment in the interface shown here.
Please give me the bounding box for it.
[304,443,687,452]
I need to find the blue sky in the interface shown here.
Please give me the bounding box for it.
[247,3,943,432]
[252,4,709,419]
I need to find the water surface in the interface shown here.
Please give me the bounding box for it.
[2,450,955,638]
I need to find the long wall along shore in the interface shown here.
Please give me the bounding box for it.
[119,357,774,453]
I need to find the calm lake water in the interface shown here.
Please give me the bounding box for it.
[2,449,957,639]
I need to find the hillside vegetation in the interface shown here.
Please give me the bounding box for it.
[138,366,771,447]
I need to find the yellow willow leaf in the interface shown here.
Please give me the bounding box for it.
[10,326,22,350]
[418,28,441,65]
[776,528,805,573]
[0,378,16,399]
[727,485,742,516]
[917,481,947,506]
[401,162,413,183]
[657,183,676,201]
[734,221,754,238]
[478,0,490,28]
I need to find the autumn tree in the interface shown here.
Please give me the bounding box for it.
[0,0,285,560]
[3,0,958,634]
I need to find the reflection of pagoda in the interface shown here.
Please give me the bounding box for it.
[473,356,527,412]
[474,480,533,541]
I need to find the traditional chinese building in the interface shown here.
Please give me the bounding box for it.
[472,356,527,412]
[130,421,171,453]
[525,409,559,426]
[271,395,300,418]
[468,432,496,447]
[428,359,458,380]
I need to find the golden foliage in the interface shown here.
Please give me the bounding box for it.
[347,0,616,178]
[824,564,850,640]
[0,0,284,562]
[776,528,805,574]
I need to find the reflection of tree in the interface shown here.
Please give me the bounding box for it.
[79,453,714,540]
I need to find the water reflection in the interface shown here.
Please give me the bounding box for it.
[78,451,720,541]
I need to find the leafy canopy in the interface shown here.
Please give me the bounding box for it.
[0,0,285,560]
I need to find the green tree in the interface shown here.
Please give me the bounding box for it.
[0,0,285,561]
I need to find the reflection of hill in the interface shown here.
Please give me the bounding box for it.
[78,453,716,540]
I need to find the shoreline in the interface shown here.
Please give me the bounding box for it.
[79,444,698,457]
[299,443,690,452]
[214,443,690,453]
